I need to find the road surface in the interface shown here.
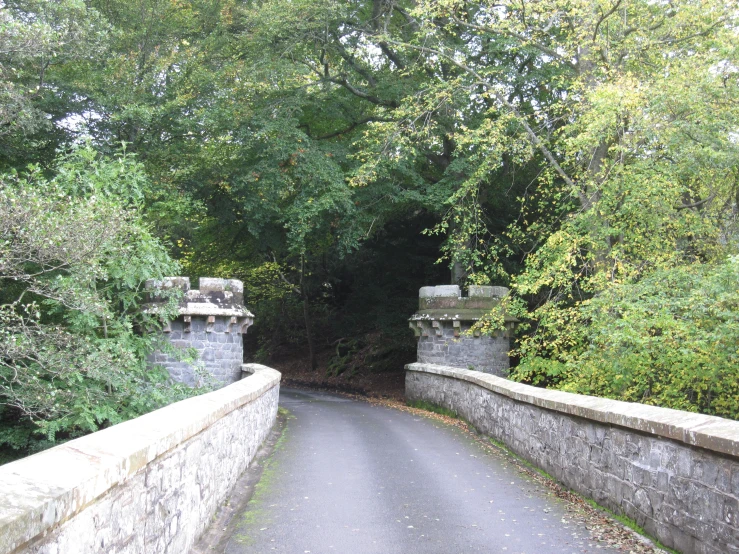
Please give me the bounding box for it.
[213,389,623,553]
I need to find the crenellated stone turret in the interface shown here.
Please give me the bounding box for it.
[145,277,254,387]
[409,285,515,376]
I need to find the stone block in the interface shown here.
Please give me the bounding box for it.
[467,285,509,298]
[419,286,436,298]
[146,277,190,292]
[227,279,243,294]
[433,285,460,297]
[198,277,228,292]
[227,280,244,304]
[717,465,732,493]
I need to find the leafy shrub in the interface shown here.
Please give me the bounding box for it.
[511,259,739,419]
[0,146,199,462]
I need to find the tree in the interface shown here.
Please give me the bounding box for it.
[71,0,458,367]
[343,0,739,389]
[512,258,739,419]
[4,0,735,417]
[0,145,195,462]
[0,0,110,167]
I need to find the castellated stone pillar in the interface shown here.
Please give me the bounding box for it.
[145,277,254,387]
[409,285,515,376]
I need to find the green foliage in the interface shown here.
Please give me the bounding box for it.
[337,0,739,416]
[0,146,199,461]
[512,259,739,418]
[2,0,738,431]
[0,0,111,167]
[326,339,362,378]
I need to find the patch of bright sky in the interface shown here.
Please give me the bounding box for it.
[56,92,101,143]
[339,30,385,69]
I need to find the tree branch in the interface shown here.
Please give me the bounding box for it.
[449,16,577,71]
[393,6,420,33]
[270,252,301,294]
[328,76,400,107]
[315,116,396,140]
[383,38,584,204]
[674,193,716,210]
[378,41,406,70]
[593,0,623,42]
[332,38,378,87]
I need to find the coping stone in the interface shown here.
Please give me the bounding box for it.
[227,279,244,294]
[145,277,190,292]
[433,285,460,298]
[419,286,437,298]
[405,363,739,459]
[468,285,509,298]
[198,278,229,292]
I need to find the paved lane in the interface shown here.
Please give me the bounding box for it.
[225,389,620,554]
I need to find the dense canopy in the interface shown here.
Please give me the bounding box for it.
[1,0,738,460]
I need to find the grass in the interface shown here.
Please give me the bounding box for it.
[406,399,458,418]
[583,498,679,554]
[486,435,558,482]
[233,408,291,544]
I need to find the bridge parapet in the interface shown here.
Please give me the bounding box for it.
[0,365,281,554]
[410,285,515,376]
[406,363,739,554]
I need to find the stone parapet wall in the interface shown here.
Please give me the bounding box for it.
[0,365,280,554]
[406,363,739,554]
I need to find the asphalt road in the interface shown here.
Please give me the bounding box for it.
[223,388,622,554]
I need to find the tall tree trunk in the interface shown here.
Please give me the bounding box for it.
[299,256,317,371]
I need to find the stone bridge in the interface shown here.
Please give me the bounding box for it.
[1,280,737,553]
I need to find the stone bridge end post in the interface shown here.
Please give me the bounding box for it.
[409,284,514,376]
[145,277,254,387]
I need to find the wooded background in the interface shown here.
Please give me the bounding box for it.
[1,0,738,461]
